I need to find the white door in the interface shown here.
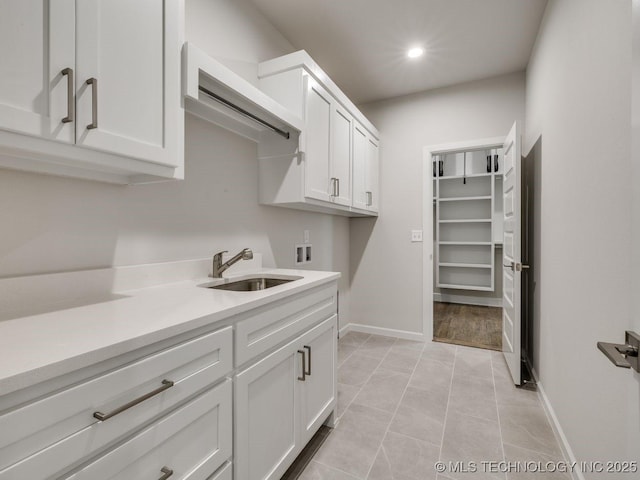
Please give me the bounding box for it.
[74,0,178,166]
[0,0,75,143]
[502,121,522,385]
[298,317,337,445]
[235,343,301,480]
[303,77,332,203]
[331,105,352,206]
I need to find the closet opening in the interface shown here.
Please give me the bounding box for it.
[423,124,534,386]
[431,145,505,351]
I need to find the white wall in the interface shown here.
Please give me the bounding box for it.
[351,72,525,335]
[0,0,351,326]
[526,0,635,474]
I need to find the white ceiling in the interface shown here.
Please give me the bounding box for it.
[250,0,548,104]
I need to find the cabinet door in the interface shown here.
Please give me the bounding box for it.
[74,0,181,167]
[303,76,332,203]
[298,316,337,445]
[366,137,380,212]
[235,343,302,480]
[352,123,368,210]
[0,0,75,143]
[331,105,352,206]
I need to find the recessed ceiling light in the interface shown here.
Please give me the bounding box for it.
[407,47,424,59]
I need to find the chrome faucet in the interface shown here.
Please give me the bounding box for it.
[211,248,253,278]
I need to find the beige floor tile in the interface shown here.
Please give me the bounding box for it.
[338,343,358,366]
[409,357,454,392]
[337,382,361,418]
[502,443,571,479]
[357,334,397,359]
[498,404,562,458]
[454,347,493,379]
[353,367,411,413]
[448,373,498,422]
[393,338,426,351]
[314,403,392,479]
[440,413,504,480]
[339,331,371,348]
[378,346,422,374]
[422,342,457,364]
[299,461,362,480]
[389,386,448,446]
[367,431,440,480]
[338,352,382,387]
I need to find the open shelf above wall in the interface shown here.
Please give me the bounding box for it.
[182,43,303,143]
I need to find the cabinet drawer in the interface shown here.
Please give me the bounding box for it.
[0,326,232,477]
[235,284,337,366]
[64,379,232,480]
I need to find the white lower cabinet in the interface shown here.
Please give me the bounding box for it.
[64,380,232,480]
[235,315,337,480]
[0,280,339,480]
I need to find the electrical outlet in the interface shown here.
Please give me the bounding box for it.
[303,230,310,244]
[411,230,423,242]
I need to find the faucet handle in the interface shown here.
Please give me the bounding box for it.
[214,250,228,259]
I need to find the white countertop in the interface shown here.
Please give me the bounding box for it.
[0,268,340,396]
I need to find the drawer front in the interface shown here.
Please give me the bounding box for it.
[0,326,232,475]
[3,380,232,480]
[207,462,232,480]
[235,283,337,366]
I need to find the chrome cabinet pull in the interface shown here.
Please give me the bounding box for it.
[336,178,340,197]
[297,350,306,381]
[366,191,372,206]
[330,178,337,197]
[303,345,311,376]
[86,77,98,130]
[93,379,174,421]
[159,467,174,480]
[61,68,74,123]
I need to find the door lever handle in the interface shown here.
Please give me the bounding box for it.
[597,331,640,372]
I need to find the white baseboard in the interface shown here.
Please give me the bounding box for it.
[340,323,425,342]
[434,292,503,308]
[531,368,584,480]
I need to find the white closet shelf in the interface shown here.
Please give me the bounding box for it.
[438,219,492,224]
[439,263,492,269]
[438,196,491,202]
[438,173,493,180]
[437,284,494,292]
[439,241,492,246]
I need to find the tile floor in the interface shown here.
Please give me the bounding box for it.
[297,332,568,480]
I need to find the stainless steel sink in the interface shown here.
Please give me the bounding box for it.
[201,275,302,292]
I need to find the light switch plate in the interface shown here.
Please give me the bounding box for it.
[411,230,423,242]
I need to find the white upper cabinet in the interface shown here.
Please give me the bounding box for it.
[0,0,184,184]
[352,122,379,213]
[0,0,75,144]
[331,103,353,207]
[258,50,379,217]
[304,77,333,203]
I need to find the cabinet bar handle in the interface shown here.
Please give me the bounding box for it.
[330,178,337,197]
[86,77,98,130]
[366,191,372,206]
[297,350,306,381]
[61,68,74,123]
[159,467,174,480]
[93,379,174,421]
[336,178,340,197]
[303,345,311,376]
